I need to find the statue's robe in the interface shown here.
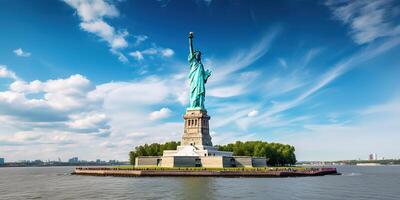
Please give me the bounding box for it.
[188,52,210,109]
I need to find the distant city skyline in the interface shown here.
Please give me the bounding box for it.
[0,0,400,161]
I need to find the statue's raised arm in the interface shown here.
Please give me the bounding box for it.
[189,32,194,57]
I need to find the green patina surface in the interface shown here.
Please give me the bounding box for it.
[187,32,211,110]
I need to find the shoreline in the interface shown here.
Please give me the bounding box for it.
[72,167,340,177]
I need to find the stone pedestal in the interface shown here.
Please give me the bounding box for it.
[182,109,212,147]
[162,109,233,157]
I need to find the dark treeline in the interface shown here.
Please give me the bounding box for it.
[129,141,296,166]
[129,141,180,164]
[216,141,296,166]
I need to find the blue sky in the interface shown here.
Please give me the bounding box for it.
[1,0,400,161]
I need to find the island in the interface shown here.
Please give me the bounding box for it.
[73,33,339,177]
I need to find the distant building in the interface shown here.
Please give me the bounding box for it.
[0,158,4,165]
[369,153,378,160]
[368,154,374,160]
[109,160,118,165]
[68,157,79,163]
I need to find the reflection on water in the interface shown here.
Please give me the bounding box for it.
[179,177,215,199]
[344,172,362,176]
[0,166,400,200]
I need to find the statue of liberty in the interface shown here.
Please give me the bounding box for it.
[188,32,211,110]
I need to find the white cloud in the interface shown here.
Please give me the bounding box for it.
[142,48,158,55]
[326,0,400,44]
[149,107,172,120]
[13,48,31,57]
[14,131,42,142]
[129,51,144,61]
[161,48,174,57]
[0,71,121,160]
[129,47,174,60]
[64,0,119,22]
[111,49,129,63]
[64,0,176,64]
[80,20,128,49]
[10,80,42,93]
[67,112,109,133]
[134,35,148,46]
[64,0,128,61]
[0,65,18,80]
[247,110,259,117]
[1,74,102,125]
[100,141,117,148]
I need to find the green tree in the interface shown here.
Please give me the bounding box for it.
[217,141,297,166]
[129,141,180,165]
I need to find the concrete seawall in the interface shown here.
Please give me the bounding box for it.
[72,167,340,177]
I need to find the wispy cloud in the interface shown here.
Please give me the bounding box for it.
[134,35,148,46]
[278,58,288,69]
[326,0,400,44]
[210,28,280,84]
[129,51,144,61]
[64,0,177,64]
[216,35,400,132]
[199,28,281,102]
[13,48,31,57]
[301,48,322,68]
[260,36,400,119]
[64,0,129,61]
[129,47,174,61]
[79,20,128,50]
